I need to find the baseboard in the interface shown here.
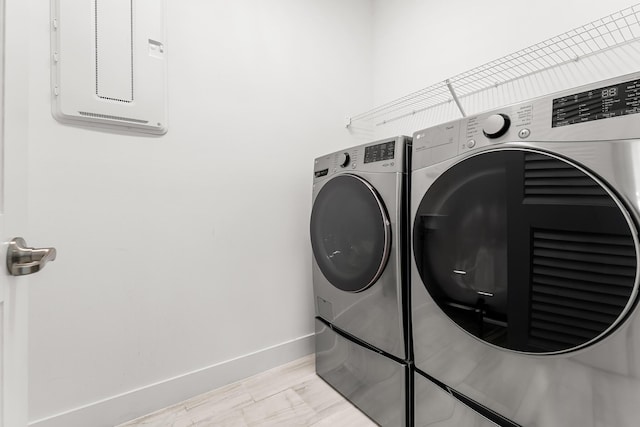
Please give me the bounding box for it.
[28,333,315,427]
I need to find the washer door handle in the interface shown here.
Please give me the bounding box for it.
[6,237,57,276]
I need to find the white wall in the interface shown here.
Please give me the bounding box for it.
[367,0,640,139]
[27,1,372,426]
[372,0,640,105]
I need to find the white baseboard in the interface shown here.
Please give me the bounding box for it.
[29,333,315,427]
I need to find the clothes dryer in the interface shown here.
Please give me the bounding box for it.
[311,136,411,361]
[411,72,640,426]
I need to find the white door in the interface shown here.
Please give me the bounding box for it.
[1,1,55,426]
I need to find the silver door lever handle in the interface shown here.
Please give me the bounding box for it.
[6,237,57,276]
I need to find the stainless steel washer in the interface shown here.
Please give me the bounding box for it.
[311,136,411,360]
[311,136,411,427]
[411,72,640,426]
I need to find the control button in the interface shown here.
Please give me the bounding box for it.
[352,163,357,169]
[518,128,531,139]
[338,153,350,168]
[467,139,476,148]
[482,113,511,139]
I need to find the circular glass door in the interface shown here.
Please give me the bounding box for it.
[311,174,391,293]
[413,149,638,353]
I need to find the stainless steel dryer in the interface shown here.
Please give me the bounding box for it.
[311,136,411,360]
[411,72,640,427]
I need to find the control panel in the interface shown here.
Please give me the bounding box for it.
[364,140,395,163]
[462,103,533,153]
[313,137,408,181]
[412,71,640,171]
[552,78,640,127]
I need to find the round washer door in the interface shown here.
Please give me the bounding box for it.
[413,149,638,354]
[311,174,391,293]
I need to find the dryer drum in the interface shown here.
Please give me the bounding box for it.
[311,174,392,293]
[413,148,639,354]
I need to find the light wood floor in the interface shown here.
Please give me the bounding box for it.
[117,354,377,426]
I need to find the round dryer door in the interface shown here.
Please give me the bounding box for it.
[311,174,391,293]
[413,149,638,354]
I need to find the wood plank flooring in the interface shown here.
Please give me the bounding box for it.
[117,354,377,426]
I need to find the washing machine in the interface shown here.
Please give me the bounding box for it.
[311,136,411,360]
[411,72,640,426]
[311,136,411,426]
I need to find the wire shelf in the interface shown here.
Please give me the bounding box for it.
[348,3,640,128]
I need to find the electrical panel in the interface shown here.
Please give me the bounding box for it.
[51,0,168,135]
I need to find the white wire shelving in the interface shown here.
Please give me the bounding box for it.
[347,3,640,129]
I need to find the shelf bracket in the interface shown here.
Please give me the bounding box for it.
[446,79,466,117]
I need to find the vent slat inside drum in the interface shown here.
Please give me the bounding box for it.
[531,320,600,340]
[533,230,634,246]
[532,274,632,297]
[525,186,610,196]
[533,257,635,277]
[534,240,635,257]
[532,293,623,316]
[523,153,614,206]
[525,177,598,187]
[531,329,584,351]
[531,311,608,333]
[534,248,635,267]
[532,284,628,306]
[533,266,635,287]
[524,196,615,206]
[525,197,614,206]
[526,153,549,162]
[524,160,575,170]
[531,302,616,325]
[528,228,636,351]
[525,169,586,179]
[528,337,579,352]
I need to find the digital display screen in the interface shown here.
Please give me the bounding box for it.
[552,79,640,127]
[602,87,618,98]
[314,169,328,178]
[364,141,395,164]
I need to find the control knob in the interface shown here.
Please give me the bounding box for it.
[482,113,511,139]
[338,152,350,168]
